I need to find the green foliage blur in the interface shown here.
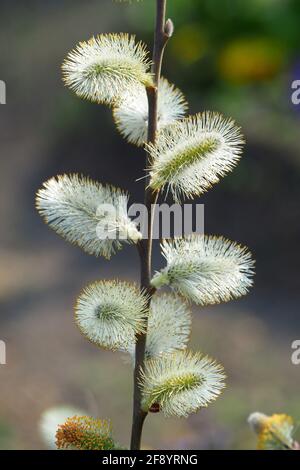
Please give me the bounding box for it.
[131,0,300,84]
[127,0,299,123]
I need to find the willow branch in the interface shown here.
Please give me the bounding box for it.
[130,0,173,451]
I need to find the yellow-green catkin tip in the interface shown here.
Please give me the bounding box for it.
[56,416,116,450]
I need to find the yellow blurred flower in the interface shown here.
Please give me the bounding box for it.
[248,412,297,450]
[218,38,284,83]
[258,414,295,450]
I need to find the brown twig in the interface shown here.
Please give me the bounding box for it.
[130,0,173,450]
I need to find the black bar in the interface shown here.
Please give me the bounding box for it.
[0,449,299,465]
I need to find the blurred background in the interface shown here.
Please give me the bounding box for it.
[0,0,300,450]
